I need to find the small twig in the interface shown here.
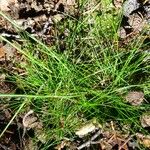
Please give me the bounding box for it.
[77,130,101,150]
[107,134,115,143]
[1,33,20,39]
[118,135,133,150]
[91,130,101,141]
[0,144,8,150]
[107,121,116,144]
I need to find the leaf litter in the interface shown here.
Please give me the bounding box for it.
[140,112,150,128]
[22,110,47,143]
[55,121,142,150]
[0,0,77,44]
[116,0,150,46]
[125,91,145,106]
[0,105,24,150]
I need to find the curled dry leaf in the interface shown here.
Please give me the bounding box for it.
[140,112,150,128]
[125,91,144,106]
[23,110,42,129]
[136,133,150,148]
[23,110,47,143]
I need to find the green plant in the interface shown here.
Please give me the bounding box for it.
[0,0,149,149]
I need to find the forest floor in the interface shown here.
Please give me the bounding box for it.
[0,0,150,149]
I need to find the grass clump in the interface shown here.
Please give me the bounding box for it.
[0,0,149,149]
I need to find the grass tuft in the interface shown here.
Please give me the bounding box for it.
[0,0,150,148]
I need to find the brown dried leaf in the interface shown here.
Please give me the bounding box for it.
[0,44,15,61]
[128,13,146,32]
[23,110,42,129]
[113,0,124,8]
[57,0,77,15]
[136,133,150,148]
[125,91,144,106]
[0,47,5,59]
[0,82,15,94]
[3,109,12,120]
[23,110,47,143]
[24,137,38,150]
[4,44,15,60]
[100,140,113,150]
[55,140,73,150]
[140,112,150,128]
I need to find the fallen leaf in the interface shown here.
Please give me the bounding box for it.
[0,44,15,61]
[125,91,144,106]
[0,0,10,11]
[0,82,15,94]
[100,140,113,150]
[75,123,98,138]
[23,110,47,143]
[118,27,127,38]
[55,140,73,150]
[0,74,6,81]
[140,112,150,128]
[23,110,42,129]
[4,44,15,60]
[136,133,150,148]
[113,0,124,9]
[56,0,77,15]
[52,14,64,23]
[0,47,5,59]
[123,0,140,17]
[0,0,17,11]
[128,13,146,32]
[24,137,38,150]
